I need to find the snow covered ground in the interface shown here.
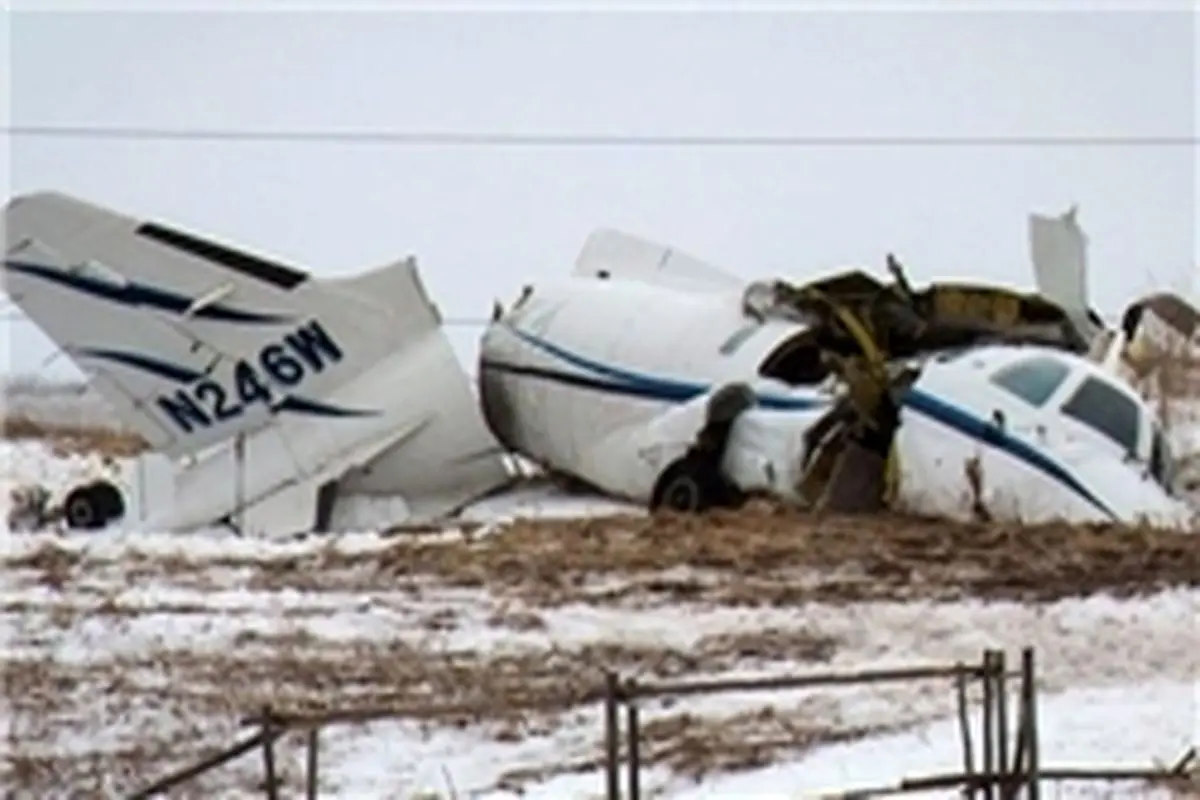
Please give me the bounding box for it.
[1,433,1197,799]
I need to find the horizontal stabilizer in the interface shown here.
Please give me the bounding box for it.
[573,228,743,291]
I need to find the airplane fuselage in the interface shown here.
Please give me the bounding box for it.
[480,276,1192,528]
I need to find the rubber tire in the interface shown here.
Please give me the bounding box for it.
[650,455,725,514]
[88,480,126,523]
[63,481,125,531]
[63,485,105,531]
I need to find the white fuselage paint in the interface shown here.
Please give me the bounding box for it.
[479,277,1194,530]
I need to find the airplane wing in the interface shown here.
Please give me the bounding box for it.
[3,190,512,534]
[572,228,744,292]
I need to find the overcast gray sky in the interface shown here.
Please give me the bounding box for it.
[2,4,1197,378]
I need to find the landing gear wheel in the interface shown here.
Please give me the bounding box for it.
[63,480,125,531]
[88,480,125,522]
[650,454,737,514]
[658,468,705,512]
[64,486,102,530]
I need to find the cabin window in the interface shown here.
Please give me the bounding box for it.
[1060,376,1141,455]
[990,356,1070,407]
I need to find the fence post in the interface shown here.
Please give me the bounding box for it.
[260,705,280,800]
[981,650,996,800]
[956,664,976,798]
[626,679,641,800]
[306,727,319,800]
[1022,647,1040,800]
[1006,684,1027,800]
[604,671,622,800]
[995,650,1009,797]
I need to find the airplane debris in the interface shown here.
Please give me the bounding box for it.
[480,217,1197,529]
[3,191,513,537]
[3,191,1196,535]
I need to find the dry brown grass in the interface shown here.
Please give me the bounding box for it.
[2,393,1196,797]
[132,503,1200,607]
[4,539,81,591]
[634,706,886,781]
[4,512,1195,797]
[0,618,841,798]
[492,706,895,792]
[1,415,148,457]
[123,627,836,722]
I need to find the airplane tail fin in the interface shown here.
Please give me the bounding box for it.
[3,192,464,462]
[4,227,217,454]
[5,190,515,532]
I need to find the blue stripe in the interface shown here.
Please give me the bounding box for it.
[76,348,207,384]
[503,324,1116,519]
[272,396,380,418]
[77,348,378,421]
[902,389,1114,518]
[507,325,824,410]
[4,259,292,325]
[507,325,712,403]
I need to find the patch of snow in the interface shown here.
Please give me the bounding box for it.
[458,482,641,523]
[0,437,634,538]
[617,678,1199,800]
[0,439,127,525]
[1,520,1194,798]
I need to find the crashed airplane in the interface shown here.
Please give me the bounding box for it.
[479,214,1196,529]
[3,191,1197,535]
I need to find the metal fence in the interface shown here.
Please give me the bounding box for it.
[123,646,1197,800]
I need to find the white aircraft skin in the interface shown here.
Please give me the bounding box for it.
[2,191,513,537]
[479,231,1194,530]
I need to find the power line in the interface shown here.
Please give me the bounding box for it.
[3,125,1197,147]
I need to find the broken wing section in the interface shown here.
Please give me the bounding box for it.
[333,323,516,521]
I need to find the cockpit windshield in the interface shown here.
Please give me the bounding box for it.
[990,355,1070,407]
[1059,375,1141,456]
[994,357,1174,487]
